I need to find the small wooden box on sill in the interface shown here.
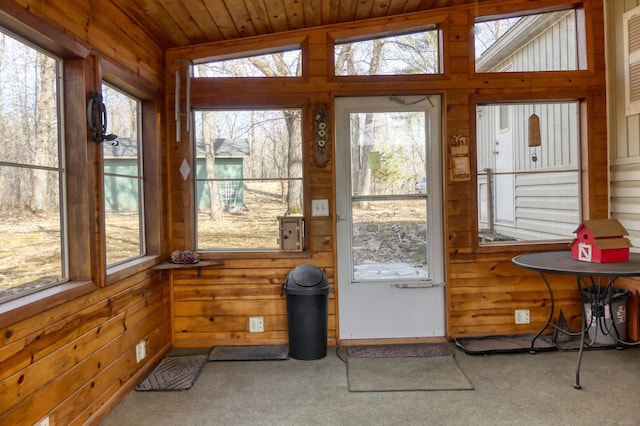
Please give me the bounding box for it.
[278,216,303,251]
[570,219,632,263]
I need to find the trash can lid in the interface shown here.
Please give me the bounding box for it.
[284,264,329,295]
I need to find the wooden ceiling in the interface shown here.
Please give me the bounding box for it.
[111,0,488,49]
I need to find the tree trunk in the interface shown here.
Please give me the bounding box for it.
[202,111,222,219]
[284,110,302,214]
[30,53,56,213]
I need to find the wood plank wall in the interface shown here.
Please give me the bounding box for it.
[166,0,608,348]
[0,1,169,425]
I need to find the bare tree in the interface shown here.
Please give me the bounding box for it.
[202,111,223,219]
[30,53,56,212]
[340,40,384,201]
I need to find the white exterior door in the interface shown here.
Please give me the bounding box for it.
[335,96,445,340]
[494,105,515,225]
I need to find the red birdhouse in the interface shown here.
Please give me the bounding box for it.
[570,219,632,263]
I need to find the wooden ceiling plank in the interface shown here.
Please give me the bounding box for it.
[109,0,178,48]
[122,0,189,46]
[370,0,392,18]
[201,0,242,39]
[180,0,227,42]
[243,0,274,35]
[338,0,358,22]
[302,0,324,27]
[401,0,424,14]
[262,0,290,33]
[386,0,410,15]
[225,0,258,37]
[355,0,376,20]
[158,0,208,43]
[283,0,306,30]
[323,0,342,24]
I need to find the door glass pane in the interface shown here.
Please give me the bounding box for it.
[351,199,428,281]
[348,110,429,282]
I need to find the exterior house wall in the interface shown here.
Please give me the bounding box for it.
[607,0,640,250]
[604,0,640,326]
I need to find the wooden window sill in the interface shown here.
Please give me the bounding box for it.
[0,280,96,329]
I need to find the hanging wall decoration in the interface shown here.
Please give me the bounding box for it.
[450,134,470,182]
[313,103,330,167]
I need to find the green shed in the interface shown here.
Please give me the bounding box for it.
[196,138,250,212]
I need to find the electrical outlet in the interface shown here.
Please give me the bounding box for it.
[311,199,329,217]
[515,309,530,324]
[249,317,264,332]
[136,340,147,363]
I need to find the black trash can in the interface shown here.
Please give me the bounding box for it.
[284,264,330,360]
[581,286,631,345]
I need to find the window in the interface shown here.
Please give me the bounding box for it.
[194,109,303,250]
[0,31,65,300]
[193,48,302,77]
[476,101,581,243]
[475,9,579,72]
[334,29,440,76]
[102,84,145,266]
[624,5,640,115]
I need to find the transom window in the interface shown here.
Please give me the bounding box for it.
[194,109,303,250]
[193,48,302,77]
[334,29,440,76]
[475,9,579,72]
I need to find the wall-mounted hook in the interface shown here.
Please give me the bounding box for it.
[87,91,118,145]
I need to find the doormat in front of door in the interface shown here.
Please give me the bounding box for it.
[336,342,454,362]
[135,354,208,391]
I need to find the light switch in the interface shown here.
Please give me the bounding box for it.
[312,199,329,216]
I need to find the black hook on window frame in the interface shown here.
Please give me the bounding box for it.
[87,91,118,145]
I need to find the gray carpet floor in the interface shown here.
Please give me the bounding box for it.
[102,345,640,426]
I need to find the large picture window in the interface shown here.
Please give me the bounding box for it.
[0,31,65,300]
[194,109,303,250]
[476,101,581,243]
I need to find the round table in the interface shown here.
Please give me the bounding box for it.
[512,251,640,389]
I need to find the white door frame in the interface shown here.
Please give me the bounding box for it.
[334,95,445,340]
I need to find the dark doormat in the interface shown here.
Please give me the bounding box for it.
[454,334,556,355]
[336,342,454,362]
[209,345,289,361]
[135,354,208,391]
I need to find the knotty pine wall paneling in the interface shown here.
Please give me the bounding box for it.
[0,1,169,425]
